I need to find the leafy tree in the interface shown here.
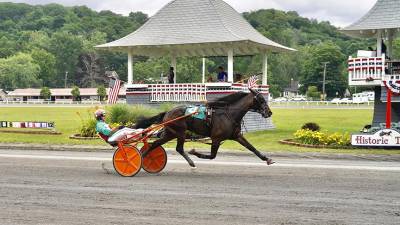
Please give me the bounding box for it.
[300,42,346,98]
[40,86,51,100]
[71,86,80,101]
[306,86,321,100]
[0,53,41,90]
[76,31,108,87]
[393,39,400,59]
[0,36,17,58]
[30,48,56,86]
[49,31,84,87]
[97,85,106,101]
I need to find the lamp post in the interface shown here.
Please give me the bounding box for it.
[322,62,329,100]
[64,71,68,88]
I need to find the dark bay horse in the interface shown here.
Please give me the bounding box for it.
[134,89,274,168]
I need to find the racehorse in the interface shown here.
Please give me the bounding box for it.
[134,89,274,168]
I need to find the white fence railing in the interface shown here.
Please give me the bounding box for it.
[348,56,385,86]
[149,84,207,102]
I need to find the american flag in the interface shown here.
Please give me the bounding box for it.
[247,75,259,89]
[108,78,122,104]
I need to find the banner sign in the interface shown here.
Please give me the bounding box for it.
[0,121,55,129]
[352,129,400,146]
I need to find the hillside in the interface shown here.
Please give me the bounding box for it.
[0,2,380,97]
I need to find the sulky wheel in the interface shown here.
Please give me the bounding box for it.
[113,145,142,177]
[140,145,167,174]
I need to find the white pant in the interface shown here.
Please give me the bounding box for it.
[108,128,144,142]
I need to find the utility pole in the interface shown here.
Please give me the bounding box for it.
[322,62,329,101]
[64,71,68,88]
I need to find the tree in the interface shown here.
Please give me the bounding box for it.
[0,53,41,91]
[76,31,107,87]
[49,31,84,87]
[300,42,346,98]
[30,48,56,86]
[97,85,106,101]
[71,86,80,101]
[306,86,321,100]
[40,87,51,100]
[393,38,400,59]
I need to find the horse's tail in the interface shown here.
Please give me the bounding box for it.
[134,112,167,129]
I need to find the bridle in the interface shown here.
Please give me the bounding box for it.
[249,91,268,115]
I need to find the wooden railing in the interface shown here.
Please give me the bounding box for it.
[348,56,385,86]
[148,84,207,102]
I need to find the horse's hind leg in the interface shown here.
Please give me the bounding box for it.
[235,134,274,165]
[189,141,220,160]
[143,130,175,158]
[176,134,196,168]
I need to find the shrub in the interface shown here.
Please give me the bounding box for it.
[301,122,321,131]
[106,104,160,126]
[294,129,351,147]
[76,108,97,137]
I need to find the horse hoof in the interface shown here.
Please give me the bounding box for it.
[190,166,197,170]
[266,158,275,165]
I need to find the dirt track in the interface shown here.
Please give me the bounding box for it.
[0,149,399,225]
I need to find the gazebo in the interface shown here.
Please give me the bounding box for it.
[342,0,400,146]
[96,0,294,101]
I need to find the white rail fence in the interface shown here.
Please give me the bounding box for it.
[348,56,385,85]
[149,84,207,102]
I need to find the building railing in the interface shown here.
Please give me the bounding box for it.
[348,56,385,86]
[149,84,207,102]
[140,83,269,102]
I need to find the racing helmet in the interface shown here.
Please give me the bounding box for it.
[94,109,106,120]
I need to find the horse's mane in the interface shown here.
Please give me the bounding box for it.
[207,92,249,107]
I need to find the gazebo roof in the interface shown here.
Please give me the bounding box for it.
[96,0,295,57]
[342,0,400,38]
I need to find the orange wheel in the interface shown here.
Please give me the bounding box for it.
[140,145,167,174]
[113,145,142,177]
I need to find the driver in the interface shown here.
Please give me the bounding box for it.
[95,109,143,143]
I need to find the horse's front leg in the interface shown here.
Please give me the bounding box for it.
[189,141,220,160]
[235,135,274,165]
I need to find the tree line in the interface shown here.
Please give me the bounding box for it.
[1,3,399,98]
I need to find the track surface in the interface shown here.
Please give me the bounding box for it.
[0,149,399,225]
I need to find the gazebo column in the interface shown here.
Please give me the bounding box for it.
[227,49,234,82]
[262,52,268,85]
[376,30,383,57]
[202,57,206,83]
[127,51,133,84]
[171,55,177,83]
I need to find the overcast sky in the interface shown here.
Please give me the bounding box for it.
[0,0,377,27]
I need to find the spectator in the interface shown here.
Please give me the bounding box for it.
[217,66,227,82]
[168,67,175,84]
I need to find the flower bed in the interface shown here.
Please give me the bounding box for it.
[286,129,351,148]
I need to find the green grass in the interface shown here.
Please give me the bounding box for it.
[0,106,399,155]
[0,107,105,145]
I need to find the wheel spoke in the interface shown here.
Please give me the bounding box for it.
[152,160,161,169]
[115,159,127,163]
[128,153,139,161]
[123,164,129,173]
[129,162,138,171]
[151,153,165,159]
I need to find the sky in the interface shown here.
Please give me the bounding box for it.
[0,0,378,27]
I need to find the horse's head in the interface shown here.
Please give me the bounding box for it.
[249,89,272,118]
